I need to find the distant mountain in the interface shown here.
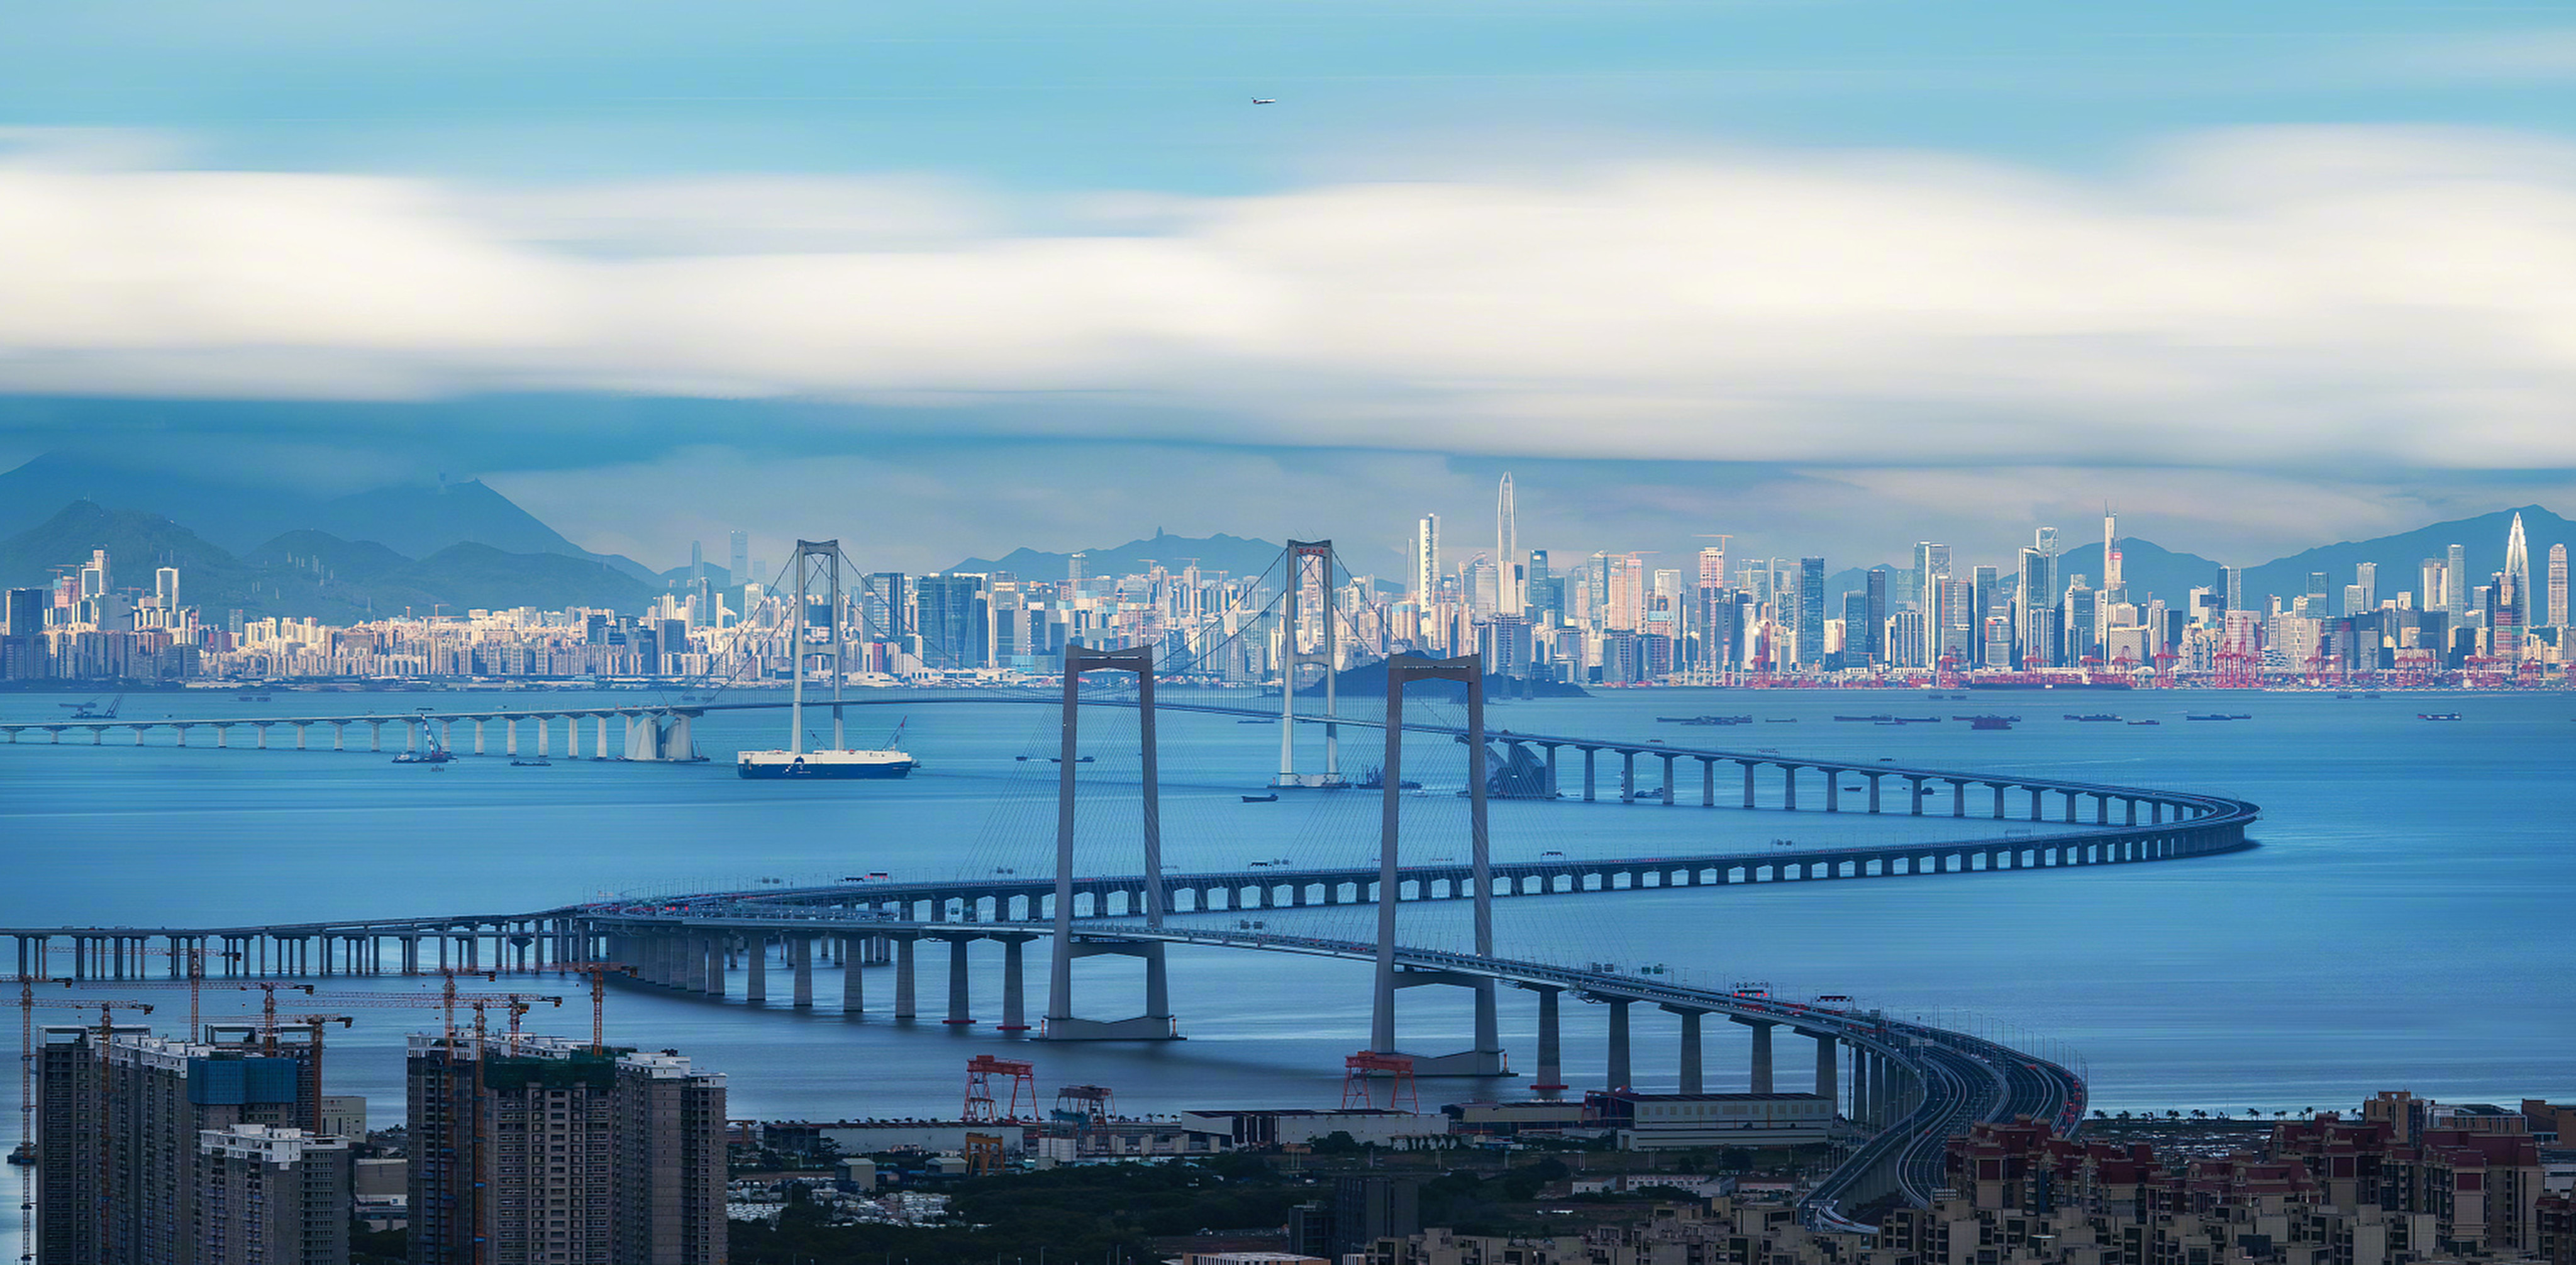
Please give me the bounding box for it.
[951,531,1295,583]
[2241,504,2575,608]
[2055,536,2229,606]
[0,503,660,622]
[0,452,657,582]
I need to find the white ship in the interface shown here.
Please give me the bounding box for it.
[738,539,918,782]
[737,747,915,779]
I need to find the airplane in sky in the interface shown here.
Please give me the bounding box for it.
[1251,97,1277,104]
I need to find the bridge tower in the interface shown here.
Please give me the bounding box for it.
[789,540,847,752]
[1273,540,1348,789]
[1369,653,1506,1075]
[1040,645,1180,1040]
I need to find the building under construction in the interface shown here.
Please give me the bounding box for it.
[35,1024,328,1265]
[406,1032,728,1264]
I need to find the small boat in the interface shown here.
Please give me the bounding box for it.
[391,749,454,765]
[1241,793,1279,803]
[2065,714,2121,722]
[2128,720,2160,726]
[2184,713,2234,721]
[1969,716,2013,731]
[510,757,552,767]
[2418,713,2462,722]
[1834,715,1892,723]
[1763,718,1797,723]
[1046,756,1098,764]
[1237,718,1275,724]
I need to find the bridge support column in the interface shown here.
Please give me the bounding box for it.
[1868,775,1881,813]
[2126,798,2139,825]
[596,715,610,760]
[1736,1018,1775,1093]
[1950,779,1966,817]
[1582,748,1596,801]
[944,937,974,1025]
[841,934,865,1015]
[2031,786,2045,820]
[254,725,267,749]
[1994,783,2007,818]
[1701,759,1714,807]
[999,937,1030,1031]
[1813,1032,1838,1110]
[704,934,726,997]
[2064,791,2079,824]
[536,719,549,757]
[1666,1006,1704,1094]
[1743,762,1757,809]
[1530,986,1566,1093]
[1605,998,1632,1090]
[1367,654,1502,1074]
[1852,1048,1872,1123]
[1782,766,1796,811]
[792,936,814,1007]
[472,720,485,755]
[2097,794,2111,825]
[1872,1053,1891,1126]
[894,936,917,1020]
[745,937,767,1003]
[1620,750,1635,803]
[2153,800,2165,824]
[506,718,518,756]
[1545,745,1559,797]
[1658,753,1676,805]
[1909,776,1926,815]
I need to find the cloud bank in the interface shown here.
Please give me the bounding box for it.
[4,125,2574,472]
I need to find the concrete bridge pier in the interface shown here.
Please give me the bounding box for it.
[1604,997,1633,1090]
[1948,778,1967,818]
[1582,747,1596,801]
[1741,761,1757,808]
[745,936,769,1003]
[1665,1005,1706,1093]
[1735,1017,1776,1093]
[1907,776,1927,815]
[1813,1032,1839,1108]
[1824,772,1838,813]
[840,933,865,1015]
[596,715,610,759]
[2063,791,2080,824]
[1701,758,1716,807]
[1782,764,1799,811]
[174,724,191,747]
[2030,786,2046,820]
[1620,750,1635,802]
[1659,753,1677,805]
[943,936,975,1025]
[1527,985,1567,1094]
[505,718,518,756]
[1867,774,1882,813]
[998,935,1032,1031]
[792,935,814,1007]
[894,935,918,1019]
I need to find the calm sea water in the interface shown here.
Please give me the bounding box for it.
[5,685,2570,1247]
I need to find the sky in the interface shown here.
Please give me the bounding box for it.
[3,1,2576,572]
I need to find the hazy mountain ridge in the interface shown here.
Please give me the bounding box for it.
[0,452,658,582]
[0,503,660,622]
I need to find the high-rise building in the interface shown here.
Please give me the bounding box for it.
[2216,565,2242,614]
[1697,544,1726,591]
[2063,577,2098,665]
[1912,543,1951,664]
[2550,543,2568,628]
[2355,562,2377,611]
[196,1125,351,1265]
[1864,567,1890,665]
[4,586,42,635]
[409,1034,726,1264]
[154,567,180,613]
[2446,543,2468,614]
[728,530,749,584]
[1796,558,1825,667]
[1413,515,1440,606]
[1495,473,1518,617]
[2420,559,2445,615]
[2102,510,2123,597]
[914,574,989,669]
[38,1027,325,1265]
[1525,549,1554,623]
[862,572,911,640]
[1971,566,2002,666]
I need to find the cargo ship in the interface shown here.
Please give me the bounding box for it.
[738,747,916,779]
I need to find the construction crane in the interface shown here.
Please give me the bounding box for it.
[79,998,157,1260]
[544,962,639,1054]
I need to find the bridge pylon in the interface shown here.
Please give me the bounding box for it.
[1272,540,1348,789]
[1370,653,1506,1076]
[1040,645,1179,1041]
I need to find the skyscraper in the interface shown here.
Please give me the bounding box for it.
[2019,540,2058,667]
[409,1034,726,1264]
[154,567,180,613]
[1972,566,2002,666]
[2550,544,2568,628]
[728,529,749,584]
[1864,567,1890,664]
[2355,562,2377,611]
[1796,558,1825,667]
[1495,473,1519,617]
[2420,559,2445,613]
[2446,543,2468,614]
[1413,515,1440,605]
[2102,510,2122,596]
[1913,544,1951,665]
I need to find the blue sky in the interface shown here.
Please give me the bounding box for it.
[3,1,2575,571]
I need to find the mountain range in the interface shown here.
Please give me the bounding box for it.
[0,452,655,581]
[0,503,658,623]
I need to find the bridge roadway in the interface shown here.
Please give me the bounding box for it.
[4,687,2242,835]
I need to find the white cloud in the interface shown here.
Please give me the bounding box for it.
[4,125,2576,470]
